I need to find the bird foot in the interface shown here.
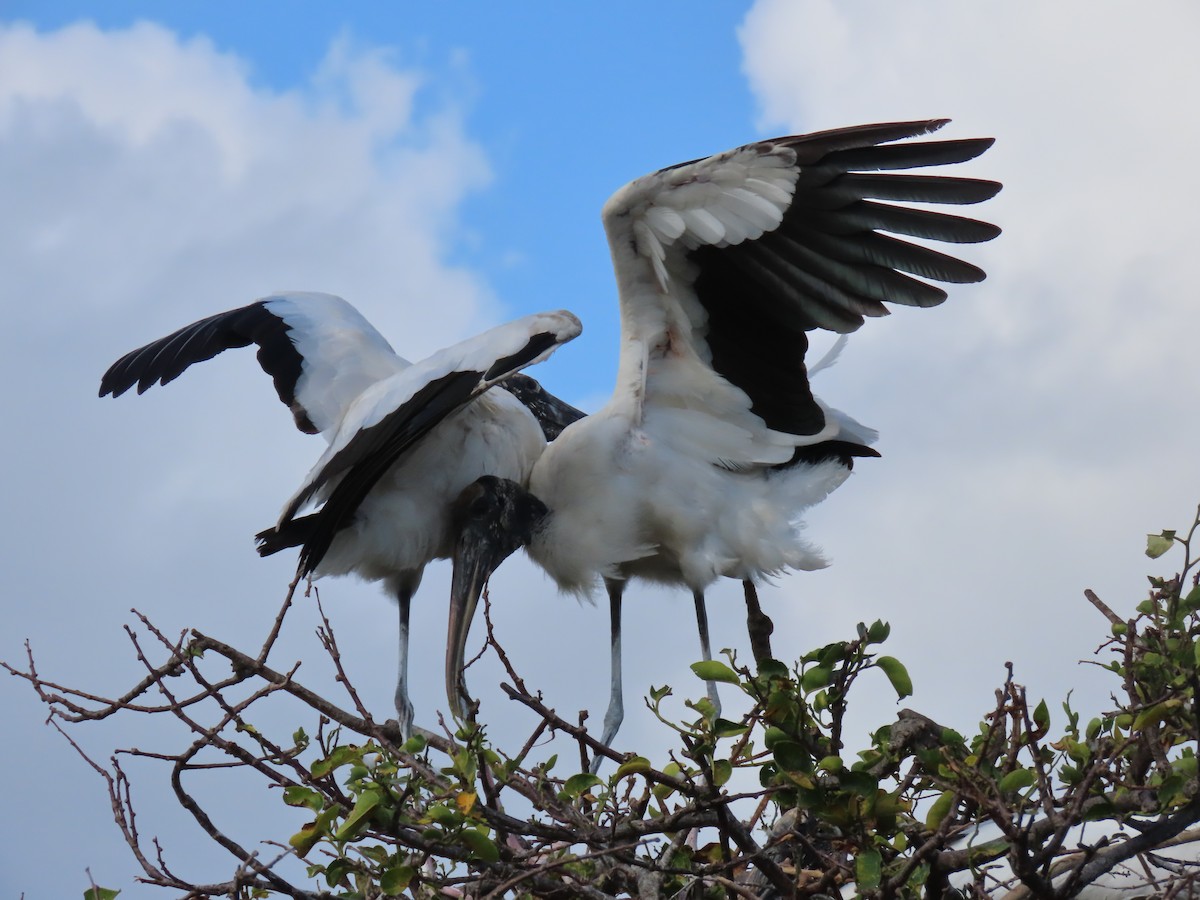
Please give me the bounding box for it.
[394,692,415,742]
[589,699,625,774]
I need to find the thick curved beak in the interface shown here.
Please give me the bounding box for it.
[499,374,586,440]
[446,529,503,721]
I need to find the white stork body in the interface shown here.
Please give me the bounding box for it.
[526,403,855,593]
[101,293,581,736]
[447,119,1001,759]
[313,388,544,589]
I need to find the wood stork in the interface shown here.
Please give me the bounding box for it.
[445,119,1002,752]
[99,292,581,737]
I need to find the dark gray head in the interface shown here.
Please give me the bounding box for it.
[446,475,548,719]
[500,373,586,441]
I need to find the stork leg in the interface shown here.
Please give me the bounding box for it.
[592,577,625,773]
[393,583,415,740]
[693,590,722,718]
[742,580,775,665]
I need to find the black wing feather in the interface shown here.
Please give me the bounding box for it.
[690,119,1001,437]
[284,370,484,576]
[99,302,315,433]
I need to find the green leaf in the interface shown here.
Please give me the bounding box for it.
[691,660,741,685]
[1173,756,1199,778]
[875,656,913,699]
[426,803,461,826]
[360,845,389,864]
[402,733,427,754]
[763,726,789,751]
[756,658,790,678]
[380,864,416,895]
[615,756,652,778]
[1147,531,1176,558]
[562,772,602,798]
[817,641,851,668]
[688,697,718,720]
[460,828,500,862]
[289,806,339,857]
[1182,584,1200,613]
[772,740,811,773]
[712,717,749,738]
[940,727,965,748]
[311,745,360,779]
[324,857,356,888]
[925,790,956,830]
[800,665,832,692]
[817,755,843,773]
[1160,773,1186,805]
[282,786,324,812]
[841,770,878,796]
[856,848,883,892]
[866,620,891,644]
[998,768,1036,793]
[1132,699,1181,731]
[1032,699,1050,733]
[764,691,798,724]
[334,789,384,840]
[712,758,733,787]
[653,761,684,800]
[83,889,120,900]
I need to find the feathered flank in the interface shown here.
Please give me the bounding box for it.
[269,310,582,576]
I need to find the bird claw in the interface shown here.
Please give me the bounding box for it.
[590,697,625,774]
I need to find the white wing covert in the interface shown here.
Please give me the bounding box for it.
[99,292,406,438]
[602,119,1000,467]
[269,310,582,576]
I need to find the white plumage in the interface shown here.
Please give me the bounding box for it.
[447,119,1002,756]
[101,294,581,736]
[102,118,1001,756]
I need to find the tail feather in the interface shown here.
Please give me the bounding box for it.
[255,514,320,558]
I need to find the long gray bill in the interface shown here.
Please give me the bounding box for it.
[445,534,494,721]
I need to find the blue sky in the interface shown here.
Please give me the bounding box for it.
[2,1,759,400]
[3,2,1200,897]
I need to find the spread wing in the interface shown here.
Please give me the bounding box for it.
[99,292,406,437]
[602,118,1000,465]
[264,310,582,575]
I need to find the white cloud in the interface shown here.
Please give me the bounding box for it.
[0,20,497,896]
[6,8,1200,895]
[736,0,1200,732]
[0,20,493,350]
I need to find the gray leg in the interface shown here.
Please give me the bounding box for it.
[591,578,625,773]
[693,590,721,718]
[394,585,415,740]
